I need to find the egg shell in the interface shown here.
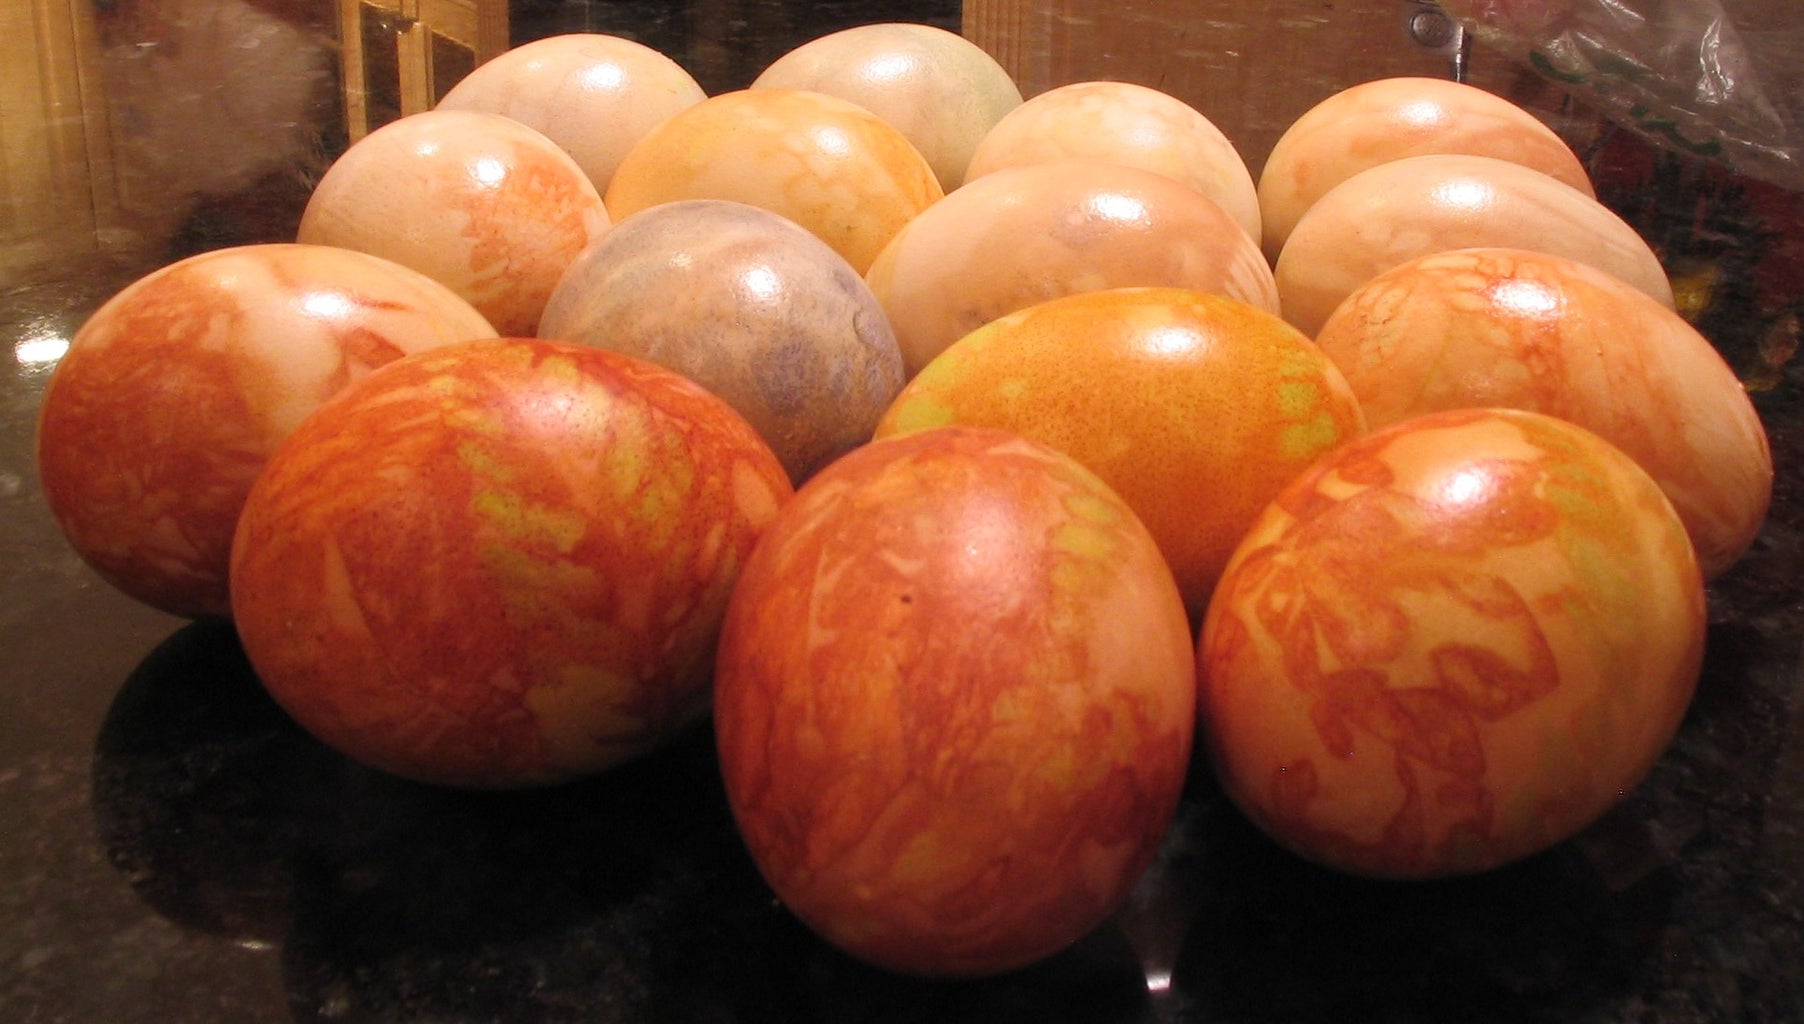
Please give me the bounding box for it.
[297,109,612,337]
[1258,76,1594,260]
[875,287,1365,620]
[965,80,1260,242]
[715,426,1195,976]
[865,159,1279,377]
[435,32,707,195]
[1313,247,1772,579]
[35,243,497,619]
[604,88,943,274]
[751,22,1023,192]
[1274,153,1672,338]
[1199,408,1706,879]
[539,199,904,483]
[229,338,793,788]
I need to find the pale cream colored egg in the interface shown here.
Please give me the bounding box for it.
[965,80,1260,243]
[435,33,706,195]
[1274,153,1669,338]
[1259,76,1592,261]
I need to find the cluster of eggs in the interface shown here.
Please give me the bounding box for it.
[35,21,1774,979]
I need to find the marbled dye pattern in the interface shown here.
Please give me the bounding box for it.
[298,109,612,337]
[229,339,792,788]
[604,88,943,274]
[865,159,1279,377]
[1314,247,1772,578]
[435,32,707,195]
[35,243,497,619]
[965,80,1260,242]
[1275,153,1672,338]
[875,287,1365,620]
[1258,76,1593,260]
[715,427,1194,976]
[1199,408,1706,879]
[540,199,903,484]
[751,22,1022,192]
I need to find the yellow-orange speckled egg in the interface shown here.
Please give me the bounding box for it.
[1199,408,1705,879]
[866,160,1278,377]
[1274,153,1671,338]
[298,109,611,336]
[875,288,1365,619]
[435,32,707,195]
[1313,247,1772,579]
[35,243,497,620]
[751,22,1023,192]
[604,88,943,274]
[965,80,1260,242]
[715,426,1195,976]
[1258,76,1593,260]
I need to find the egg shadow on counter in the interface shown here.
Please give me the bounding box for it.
[1159,778,1679,1024]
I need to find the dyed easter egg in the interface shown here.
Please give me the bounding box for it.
[297,109,612,336]
[965,80,1260,242]
[865,159,1278,377]
[230,339,792,788]
[1314,247,1772,578]
[36,243,496,619]
[751,22,1022,191]
[435,32,707,194]
[876,287,1364,620]
[1274,153,1671,337]
[604,89,943,274]
[1258,76,1593,260]
[539,200,904,483]
[715,426,1194,976]
[1199,408,1706,879]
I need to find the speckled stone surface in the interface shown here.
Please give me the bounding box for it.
[3,1,1800,1021]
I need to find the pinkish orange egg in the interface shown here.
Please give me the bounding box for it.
[1258,76,1594,260]
[604,88,943,274]
[539,199,904,483]
[865,159,1278,377]
[714,426,1194,976]
[1313,247,1772,578]
[965,80,1260,242]
[229,339,793,788]
[751,22,1023,192]
[1274,153,1671,338]
[435,32,707,195]
[35,243,497,619]
[1198,408,1706,879]
[875,287,1365,620]
[297,109,612,336]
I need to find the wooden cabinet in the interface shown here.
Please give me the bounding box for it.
[339,0,509,140]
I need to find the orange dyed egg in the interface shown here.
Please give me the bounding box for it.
[230,339,793,788]
[1314,247,1772,578]
[1258,76,1593,260]
[35,243,496,619]
[875,287,1365,619]
[751,22,1023,191]
[715,426,1195,976]
[435,32,707,194]
[965,80,1260,242]
[865,160,1278,377]
[1274,153,1671,338]
[1198,408,1706,879]
[297,109,612,336]
[604,88,943,273]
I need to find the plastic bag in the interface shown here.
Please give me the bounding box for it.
[1441,0,1803,189]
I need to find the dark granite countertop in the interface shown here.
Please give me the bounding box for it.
[3,1,1800,1021]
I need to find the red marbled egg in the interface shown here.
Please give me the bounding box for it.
[230,338,792,788]
[35,243,496,619]
[1198,408,1705,879]
[715,427,1195,976]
